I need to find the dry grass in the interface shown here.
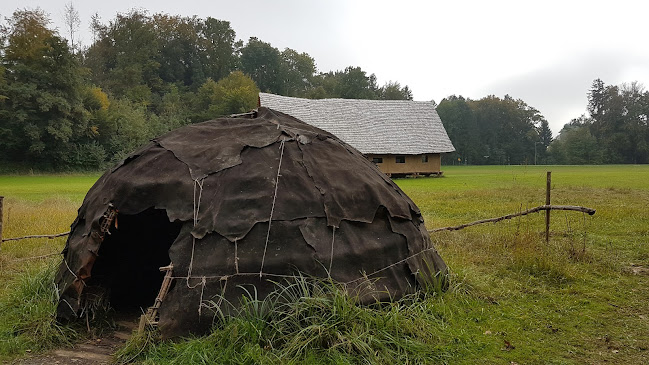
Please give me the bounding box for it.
[0,198,79,295]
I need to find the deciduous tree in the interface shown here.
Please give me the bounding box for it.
[240,37,283,94]
[194,71,259,121]
[378,81,413,100]
[0,9,93,168]
[280,48,316,97]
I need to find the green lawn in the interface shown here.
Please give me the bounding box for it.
[1,165,648,364]
[0,174,100,202]
[399,165,649,364]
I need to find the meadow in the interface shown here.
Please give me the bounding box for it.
[0,165,648,364]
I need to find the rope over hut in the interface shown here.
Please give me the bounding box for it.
[55,107,448,338]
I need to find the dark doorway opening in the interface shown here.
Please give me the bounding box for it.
[89,208,182,314]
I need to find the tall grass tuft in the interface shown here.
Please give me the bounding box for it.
[0,262,77,359]
[115,274,463,364]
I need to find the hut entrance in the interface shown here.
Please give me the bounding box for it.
[89,208,182,314]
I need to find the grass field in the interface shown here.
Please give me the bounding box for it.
[1,165,648,363]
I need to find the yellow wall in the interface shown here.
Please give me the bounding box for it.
[366,154,441,175]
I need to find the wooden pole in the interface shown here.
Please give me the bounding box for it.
[0,196,4,251]
[545,172,551,243]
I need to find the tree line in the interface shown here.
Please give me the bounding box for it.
[436,95,552,165]
[437,78,649,165]
[2,7,647,171]
[0,8,412,170]
[548,79,649,164]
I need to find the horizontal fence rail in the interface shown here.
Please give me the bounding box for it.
[428,204,595,233]
[1,231,71,243]
[0,205,595,243]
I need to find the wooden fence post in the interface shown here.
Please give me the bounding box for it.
[545,172,551,243]
[0,196,4,250]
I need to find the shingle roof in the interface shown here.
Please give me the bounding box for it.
[259,93,455,155]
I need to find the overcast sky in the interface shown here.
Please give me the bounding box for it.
[2,0,649,135]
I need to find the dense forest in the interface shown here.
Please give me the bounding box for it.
[437,95,552,165]
[0,8,412,170]
[548,80,649,164]
[1,7,648,170]
[438,79,649,165]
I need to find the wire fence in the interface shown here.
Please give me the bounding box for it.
[0,204,595,261]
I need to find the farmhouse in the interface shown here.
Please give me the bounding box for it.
[259,93,455,176]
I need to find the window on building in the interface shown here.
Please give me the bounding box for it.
[395,155,405,164]
[422,155,429,163]
[372,157,383,164]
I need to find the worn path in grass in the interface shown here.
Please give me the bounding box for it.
[12,318,137,365]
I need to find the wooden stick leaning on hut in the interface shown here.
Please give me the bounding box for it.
[428,205,595,233]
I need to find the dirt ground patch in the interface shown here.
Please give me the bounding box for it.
[13,320,135,365]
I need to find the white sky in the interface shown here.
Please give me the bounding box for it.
[2,0,649,135]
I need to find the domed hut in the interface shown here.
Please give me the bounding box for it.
[55,107,447,337]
